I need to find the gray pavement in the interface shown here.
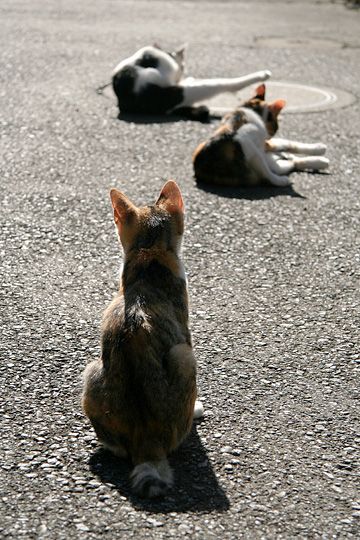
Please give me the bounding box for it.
[1,0,359,538]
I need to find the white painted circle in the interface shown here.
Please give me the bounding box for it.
[202,81,356,115]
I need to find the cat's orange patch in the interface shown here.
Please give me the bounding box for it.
[192,141,207,162]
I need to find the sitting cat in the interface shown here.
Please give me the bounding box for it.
[111,44,271,121]
[193,84,329,186]
[82,180,203,498]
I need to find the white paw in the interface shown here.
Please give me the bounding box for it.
[193,400,204,419]
[257,70,272,81]
[314,157,329,170]
[311,143,327,156]
[295,157,329,171]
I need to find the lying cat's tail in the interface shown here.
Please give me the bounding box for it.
[131,459,174,498]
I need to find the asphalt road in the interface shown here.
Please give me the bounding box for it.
[1,0,359,538]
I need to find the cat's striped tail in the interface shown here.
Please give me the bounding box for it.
[131,460,173,498]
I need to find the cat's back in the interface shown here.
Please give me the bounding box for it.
[193,125,249,187]
[102,259,189,362]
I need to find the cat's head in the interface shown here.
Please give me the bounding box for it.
[110,180,184,256]
[153,43,186,76]
[244,84,286,136]
[170,45,186,73]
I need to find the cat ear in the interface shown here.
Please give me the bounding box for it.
[268,99,286,116]
[156,180,184,213]
[109,188,138,227]
[255,84,266,100]
[172,44,187,66]
[175,43,187,56]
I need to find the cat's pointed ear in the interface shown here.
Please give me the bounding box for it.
[109,188,138,227]
[175,43,187,56]
[268,99,286,117]
[172,44,187,67]
[255,84,266,100]
[156,180,184,213]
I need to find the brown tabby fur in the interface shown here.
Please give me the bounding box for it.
[82,181,197,497]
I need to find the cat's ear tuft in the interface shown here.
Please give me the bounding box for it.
[156,180,184,213]
[255,84,266,100]
[109,188,137,226]
[269,99,286,116]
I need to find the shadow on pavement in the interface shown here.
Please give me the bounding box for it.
[117,112,221,125]
[96,85,220,123]
[89,422,230,513]
[195,180,306,200]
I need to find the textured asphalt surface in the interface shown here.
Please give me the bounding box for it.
[1,0,359,538]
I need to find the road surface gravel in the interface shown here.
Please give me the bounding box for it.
[1,1,359,538]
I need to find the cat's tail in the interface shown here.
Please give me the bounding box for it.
[131,459,173,498]
[95,82,111,95]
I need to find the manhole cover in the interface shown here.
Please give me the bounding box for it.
[202,81,356,115]
[99,81,356,115]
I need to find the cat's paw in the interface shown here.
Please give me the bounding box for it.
[313,157,329,170]
[295,156,329,171]
[193,400,204,419]
[257,70,272,82]
[310,143,327,156]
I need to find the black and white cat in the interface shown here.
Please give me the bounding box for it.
[193,84,329,186]
[111,45,271,121]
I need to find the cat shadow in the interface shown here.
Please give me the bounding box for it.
[195,180,306,201]
[117,111,221,125]
[96,85,219,124]
[89,422,230,513]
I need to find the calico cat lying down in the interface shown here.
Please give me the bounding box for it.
[82,181,203,498]
[193,84,329,187]
[112,44,271,121]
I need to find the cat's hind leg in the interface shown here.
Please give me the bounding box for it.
[265,152,296,175]
[266,138,327,156]
[178,71,271,106]
[243,141,291,187]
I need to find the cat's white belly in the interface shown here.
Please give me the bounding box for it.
[133,67,165,92]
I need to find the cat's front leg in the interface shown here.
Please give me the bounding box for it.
[179,71,272,106]
[252,70,272,83]
[194,400,204,419]
[266,152,296,175]
[266,138,327,156]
